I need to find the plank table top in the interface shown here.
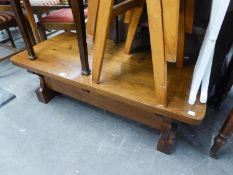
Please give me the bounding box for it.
[11,32,206,125]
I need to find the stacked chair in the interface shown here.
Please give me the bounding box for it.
[90,0,195,106]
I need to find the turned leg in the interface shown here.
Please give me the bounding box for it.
[70,0,91,75]
[92,0,114,83]
[35,75,57,104]
[210,108,233,159]
[10,0,36,60]
[124,0,145,54]
[157,120,178,155]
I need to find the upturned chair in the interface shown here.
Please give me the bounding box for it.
[91,0,193,106]
[10,0,91,75]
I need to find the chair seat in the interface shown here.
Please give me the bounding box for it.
[0,12,16,29]
[41,8,88,23]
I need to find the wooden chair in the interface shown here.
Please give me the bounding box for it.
[10,0,91,75]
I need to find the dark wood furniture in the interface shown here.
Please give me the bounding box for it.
[10,0,206,155]
[211,108,233,159]
[11,0,91,75]
[11,32,206,155]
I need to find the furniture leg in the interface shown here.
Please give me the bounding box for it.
[162,0,180,62]
[124,0,145,54]
[113,0,119,44]
[146,0,167,106]
[35,75,57,104]
[124,10,133,24]
[87,0,100,36]
[176,0,185,68]
[157,120,178,154]
[185,0,195,33]
[188,0,230,105]
[70,0,91,75]
[37,13,48,41]
[210,109,233,159]
[22,0,41,43]
[10,0,36,60]
[92,0,114,83]
[5,28,16,48]
[37,22,47,41]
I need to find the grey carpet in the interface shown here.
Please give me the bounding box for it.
[0,88,16,107]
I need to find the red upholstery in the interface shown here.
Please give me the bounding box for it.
[41,8,88,23]
[0,0,10,5]
[0,12,16,29]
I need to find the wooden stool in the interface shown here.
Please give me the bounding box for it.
[210,108,233,159]
[10,0,91,75]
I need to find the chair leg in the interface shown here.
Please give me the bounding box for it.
[176,0,185,68]
[114,0,119,44]
[37,13,47,41]
[37,22,47,41]
[92,0,114,83]
[6,28,16,48]
[124,0,145,54]
[10,0,36,60]
[146,0,167,106]
[70,0,91,75]
[210,109,233,159]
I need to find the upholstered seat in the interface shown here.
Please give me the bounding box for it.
[0,12,16,47]
[0,12,16,29]
[41,8,88,23]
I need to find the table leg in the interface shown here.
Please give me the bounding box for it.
[35,75,57,104]
[157,120,178,154]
